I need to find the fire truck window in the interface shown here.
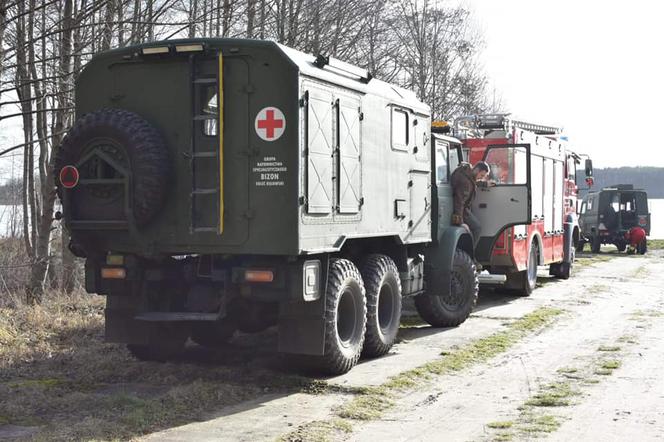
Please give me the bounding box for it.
[567,157,576,181]
[392,109,408,149]
[580,202,587,214]
[435,142,448,185]
[449,146,461,171]
[484,146,528,185]
[587,196,594,212]
[202,86,218,137]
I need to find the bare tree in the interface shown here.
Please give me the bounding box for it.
[0,0,499,302]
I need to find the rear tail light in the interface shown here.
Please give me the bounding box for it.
[244,269,274,283]
[101,267,126,279]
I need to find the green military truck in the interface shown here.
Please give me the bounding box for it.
[56,39,532,374]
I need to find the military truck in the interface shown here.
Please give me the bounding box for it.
[578,185,650,254]
[55,39,531,374]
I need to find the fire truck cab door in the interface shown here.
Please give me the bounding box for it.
[472,144,532,263]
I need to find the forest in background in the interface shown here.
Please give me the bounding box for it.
[579,167,664,198]
[0,0,500,302]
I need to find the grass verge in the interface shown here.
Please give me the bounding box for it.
[487,335,636,440]
[281,307,564,440]
[0,291,331,441]
[648,239,664,250]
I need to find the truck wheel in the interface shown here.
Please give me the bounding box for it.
[126,325,187,362]
[312,259,366,375]
[591,236,601,253]
[360,255,402,358]
[415,249,478,327]
[637,239,648,255]
[507,241,538,296]
[55,108,171,226]
[191,320,236,347]
[616,242,627,252]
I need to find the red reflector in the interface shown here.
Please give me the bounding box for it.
[59,165,79,189]
[244,270,274,283]
[495,231,506,249]
[101,267,126,279]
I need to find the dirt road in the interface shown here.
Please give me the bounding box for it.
[138,250,664,442]
[2,250,662,441]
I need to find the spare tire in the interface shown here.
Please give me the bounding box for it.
[55,108,171,226]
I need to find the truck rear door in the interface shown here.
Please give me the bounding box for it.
[190,52,250,244]
[472,144,532,263]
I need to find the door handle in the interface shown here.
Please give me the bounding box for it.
[510,198,519,203]
[479,203,487,208]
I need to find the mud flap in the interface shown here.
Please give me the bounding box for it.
[277,255,329,355]
[105,296,150,345]
[563,214,575,263]
[424,226,474,296]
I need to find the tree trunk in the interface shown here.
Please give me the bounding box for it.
[222,0,230,37]
[0,0,7,103]
[189,0,197,38]
[58,0,75,293]
[102,0,115,50]
[117,0,124,46]
[147,0,154,41]
[246,0,256,38]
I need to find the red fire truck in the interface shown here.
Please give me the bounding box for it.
[451,114,593,295]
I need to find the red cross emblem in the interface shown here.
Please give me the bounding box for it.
[255,107,286,141]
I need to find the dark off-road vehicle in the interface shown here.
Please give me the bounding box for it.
[56,38,532,374]
[578,185,650,254]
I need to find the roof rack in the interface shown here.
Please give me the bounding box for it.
[509,119,561,135]
[453,114,562,138]
[313,54,373,83]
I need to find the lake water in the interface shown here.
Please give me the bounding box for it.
[649,199,664,239]
[2,200,664,238]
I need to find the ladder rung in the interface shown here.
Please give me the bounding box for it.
[192,227,218,233]
[193,78,217,84]
[194,114,217,121]
[192,189,218,195]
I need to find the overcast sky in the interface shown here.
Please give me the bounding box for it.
[2,0,664,178]
[467,0,664,168]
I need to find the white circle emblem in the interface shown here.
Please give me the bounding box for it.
[255,107,286,142]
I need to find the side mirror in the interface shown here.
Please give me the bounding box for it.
[584,159,593,177]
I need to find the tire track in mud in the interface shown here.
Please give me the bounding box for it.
[347,253,664,442]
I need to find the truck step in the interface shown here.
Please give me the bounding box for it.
[477,273,508,285]
[134,312,219,322]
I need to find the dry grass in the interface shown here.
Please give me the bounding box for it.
[649,239,664,250]
[0,290,324,441]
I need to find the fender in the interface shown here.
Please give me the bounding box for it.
[530,230,545,265]
[563,213,577,263]
[424,226,474,296]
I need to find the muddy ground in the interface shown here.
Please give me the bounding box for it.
[1,247,663,441]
